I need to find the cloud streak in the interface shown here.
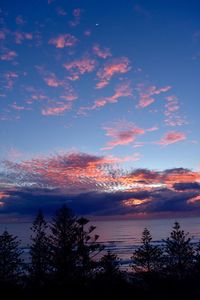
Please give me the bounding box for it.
[42,103,72,116]
[156,131,187,146]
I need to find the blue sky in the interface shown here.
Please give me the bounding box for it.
[0,0,200,219]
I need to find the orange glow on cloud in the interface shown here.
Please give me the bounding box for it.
[0,192,8,200]
[122,198,149,206]
[187,195,200,204]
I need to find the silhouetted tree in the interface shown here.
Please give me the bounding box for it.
[50,205,77,281]
[29,210,51,286]
[75,217,103,280]
[131,228,163,273]
[193,240,200,275]
[164,222,194,279]
[100,250,121,278]
[0,230,22,284]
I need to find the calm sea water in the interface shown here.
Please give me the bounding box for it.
[1,217,200,265]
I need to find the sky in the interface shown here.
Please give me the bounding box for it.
[0,0,200,220]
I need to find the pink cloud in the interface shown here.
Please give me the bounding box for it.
[42,103,71,116]
[165,117,188,127]
[164,95,188,126]
[93,44,111,59]
[5,72,18,79]
[14,32,32,44]
[96,81,108,89]
[63,56,97,80]
[62,82,78,101]
[79,82,132,112]
[44,73,63,87]
[49,34,78,48]
[40,70,78,100]
[156,131,187,146]
[60,94,77,101]
[1,50,17,61]
[96,57,131,88]
[136,84,171,108]
[102,121,145,150]
[165,95,179,114]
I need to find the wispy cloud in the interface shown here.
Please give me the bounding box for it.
[79,82,132,113]
[3,71,19,90]
[102,121,145,150]
[42,103,71,116]
[14,31,32,44]
[164,95,188,126]
[136,84,171,108]
[156,131,187,146]
[1,50,17,61]
[44,73,63,87]
[11,102,27,111]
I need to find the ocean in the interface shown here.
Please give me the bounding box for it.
[1,217,200,267]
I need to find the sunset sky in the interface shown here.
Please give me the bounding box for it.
[0,0,200,220]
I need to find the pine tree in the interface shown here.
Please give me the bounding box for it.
[75,217,103,279]
[164,221,194,279]
[30,210,51,285]
[131,228,163,273]
[0,230,22,283]
[50,205,77,281]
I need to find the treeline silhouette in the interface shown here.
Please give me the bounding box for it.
[1,205,200,299]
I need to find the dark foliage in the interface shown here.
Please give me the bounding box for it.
[1,209,200,300]
[164,221,194,279]
[0,230,23,283]
[131,227,163,273]
[29,210,51,286]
